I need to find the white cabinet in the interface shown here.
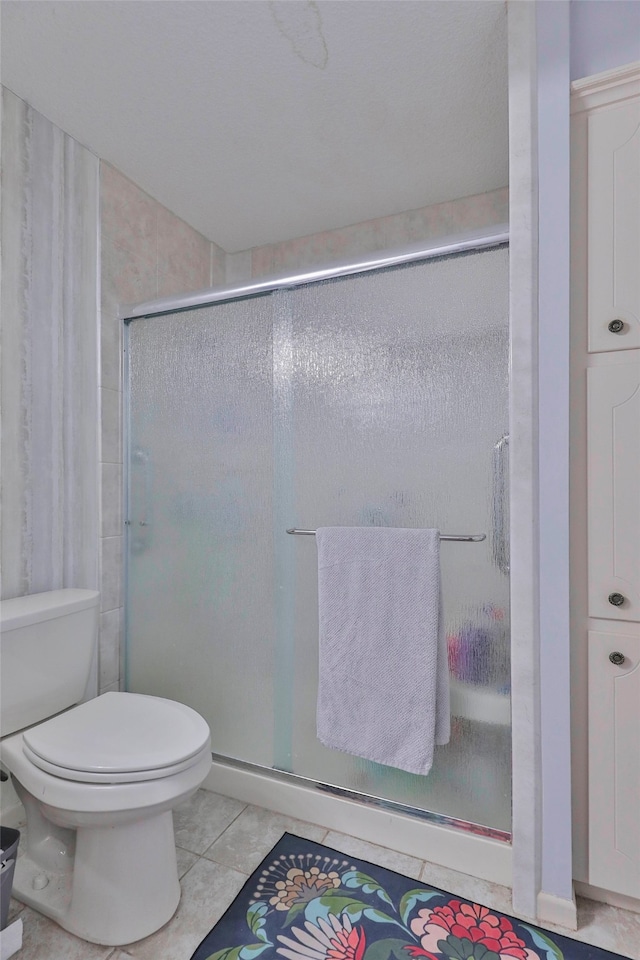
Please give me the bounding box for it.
[573,63,640,901]
[588,97,640,353]
[589,631,640,897]
[587,360,640,622]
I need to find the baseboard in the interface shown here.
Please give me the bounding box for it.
[536,889,578,930]
[203,759,512,887]
[575,880,640,915]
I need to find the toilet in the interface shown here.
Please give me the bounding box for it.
[0,589,212,946]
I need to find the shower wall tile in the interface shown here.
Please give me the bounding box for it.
[449,188,509,232]
[101,387,122,465]
[225,249,253,285]
[101,162,158,264]
[248,187,509,280]
[1,86,100,601]
[101,307,123,392]
[101,463,123,538]
[99,607,123,692]
[99,536,122,613]
[382,199,454,248]
[101,236,158,317]
[260,224,351,272]
[211,241,227,287]
[249,245,274,278]
[157,206,212,297]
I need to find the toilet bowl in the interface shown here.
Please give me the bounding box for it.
[0,590,213,946]
[1,692,212,945]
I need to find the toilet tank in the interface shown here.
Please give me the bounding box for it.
[0,589,99,737]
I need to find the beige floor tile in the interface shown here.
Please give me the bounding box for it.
[419,860,514,915]
[6,795,638,960]
[202,804,327,874]
[322,831,424,880]
[10,905,114,960]
[177,845,200,879]
[173,789,246,854]
[6,896,26,926]
[540,896,640,960]
[122,857,247,960]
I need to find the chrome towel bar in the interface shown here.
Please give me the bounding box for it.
[286,528,486,542]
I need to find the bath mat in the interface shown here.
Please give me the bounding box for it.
[189,834,630,960]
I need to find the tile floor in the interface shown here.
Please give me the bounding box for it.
[4,789,640,960]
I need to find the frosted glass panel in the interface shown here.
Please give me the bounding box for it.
[279,251,510,830]
[126,297,275,764]
[126,246,510,831]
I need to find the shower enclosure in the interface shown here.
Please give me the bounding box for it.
[124,234,511,838]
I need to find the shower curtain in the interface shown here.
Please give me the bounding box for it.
[125,244,511,834]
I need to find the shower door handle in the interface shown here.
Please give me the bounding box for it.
[492,433,510,575]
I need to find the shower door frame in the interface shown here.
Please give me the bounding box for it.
[122,223,511,847]
[122,227,508,322]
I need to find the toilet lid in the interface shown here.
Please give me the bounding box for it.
[22,692,211,782]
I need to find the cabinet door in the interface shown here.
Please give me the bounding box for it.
[588,360,640,621]
[589,630,640,897]
[588,97,640,353]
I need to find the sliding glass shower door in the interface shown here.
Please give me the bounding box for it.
[125,245,511,833]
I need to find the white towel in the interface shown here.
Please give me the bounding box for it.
[315,526,450,776]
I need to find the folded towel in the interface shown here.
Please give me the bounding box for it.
[315,526,450,776]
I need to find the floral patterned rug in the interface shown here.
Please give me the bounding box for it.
[190,834,628,960]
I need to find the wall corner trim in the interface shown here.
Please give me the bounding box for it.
[536,889,578,931]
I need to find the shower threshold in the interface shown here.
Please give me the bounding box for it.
[210,752,511,844]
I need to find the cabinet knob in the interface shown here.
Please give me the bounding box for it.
[609,651,626,666]
[608,592,626,606]
[608,319,625,334]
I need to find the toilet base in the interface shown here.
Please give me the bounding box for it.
[12,810,181,945]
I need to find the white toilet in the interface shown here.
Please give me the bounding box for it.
[0,589,212,946]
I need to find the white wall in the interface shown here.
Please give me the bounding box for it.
[570,0,640,80]
[537,0,573,906]
[507,0,547,922]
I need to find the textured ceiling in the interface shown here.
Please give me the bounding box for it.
[1,0,508,252]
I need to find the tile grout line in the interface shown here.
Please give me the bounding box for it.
[194,800,250,860]
[174,797,250,862]
[199,808,333,867]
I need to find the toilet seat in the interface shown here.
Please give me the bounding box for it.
[22,691,211,784]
